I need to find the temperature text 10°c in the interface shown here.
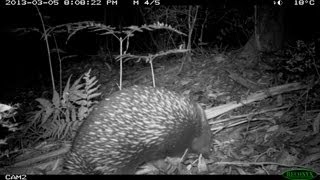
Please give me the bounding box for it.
[294,0,315,6]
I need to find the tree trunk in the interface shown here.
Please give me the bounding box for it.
[240,4,284,58]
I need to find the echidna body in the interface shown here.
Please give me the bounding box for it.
[63,85,211,174]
